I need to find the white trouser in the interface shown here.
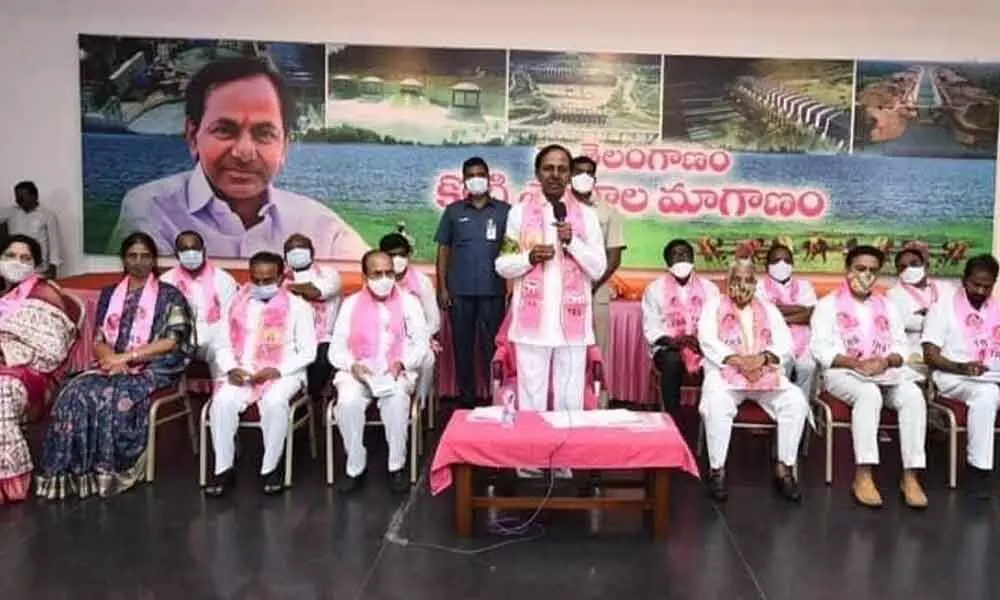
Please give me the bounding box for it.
[195,321,224,377]
[698,371,810,470]
[416,352,436,409]
[210,376,301,475]
[787,355,817,403]
[823,369,927,469]
[514,344,586,412]
[334,373,414,477]
[935,372,1000,470]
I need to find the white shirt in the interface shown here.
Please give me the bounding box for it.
[809,291,909,369]
[113,164,369,260]
[214,293,317,378]
[401,270,441,336]
[755,276,818,307]
[887,279,953,357]
[0,206,62,271]
[328,291,429,376]
[289,265,343,343]
[921,288,983,364]
[159,264,239,328]
[698,295,793,377]
[495,201,606,347]
[641,274,721,350]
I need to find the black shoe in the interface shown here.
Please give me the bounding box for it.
[389,469,410,494]
[338,470,367,495]
[966,465,993,499]
[261,465,285,495]
[204,468,236,498]
[774,472,802,503]
[706,470,728,503]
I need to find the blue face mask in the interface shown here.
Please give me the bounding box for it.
[286,247,312,270]
[251,283,280,301]
[178,249,204,271]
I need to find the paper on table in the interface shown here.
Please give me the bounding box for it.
[466,406,505,423]
[540,409,656,429]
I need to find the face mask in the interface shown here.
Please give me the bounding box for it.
[367,276,396,298]
[251,283,280,301]
[729,281,756,305]
[899,266,925,285]
[178,249,204,271]
[286,247,313,270]
[768,260,793,282]
[391,256,409,275]
[0,260,33,284]
[669,261,694,280]
[464,176,489,196]
[571,173,595,195]
[848,271,877,296]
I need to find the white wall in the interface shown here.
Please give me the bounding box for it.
[2,0,1000,275]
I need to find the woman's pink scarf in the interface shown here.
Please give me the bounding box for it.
[762,276,810,359]
[0,274,41,327]
[348,286,405,369]
[101,274,158,351]
[835,284,892,360]
[717,296,780,390]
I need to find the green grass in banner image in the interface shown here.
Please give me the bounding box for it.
[84,200,121,254]
[618,217,991,276]
[335,205,443,263]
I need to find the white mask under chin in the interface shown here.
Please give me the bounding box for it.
[768,261,793,282]
[391,256,409,275]
[367,276,396,298]
[669,262,694,280]
[571,173,595,195]
[900,266,926,285]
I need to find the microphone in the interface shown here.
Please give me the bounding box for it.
[551,200,568,248]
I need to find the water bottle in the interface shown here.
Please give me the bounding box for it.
[501,389,516,428]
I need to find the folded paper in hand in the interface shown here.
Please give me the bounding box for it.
[364,374,397,399]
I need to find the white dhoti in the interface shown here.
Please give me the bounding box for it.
[513,343,586,412]
[934,372,1000,470]
[209,376,302,475]
[194,321,225,376]
[416,352,436,409]
[333,373,414,477]
[698,371,809,470]
[823,369,926,469]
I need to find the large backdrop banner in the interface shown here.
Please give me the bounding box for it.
[78,35,1000,274]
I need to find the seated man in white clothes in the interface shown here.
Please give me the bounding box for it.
[329,251,429,495]
[282,233,342,403]
[641,239,720,415]
[204,251,316,497]
[756,243,818,403]
[810,245,927,510]
[922,254,1000,498]
[698,260,808,503]
[159,230,238,371]
[379,233,441,409]
[887,247,951,364]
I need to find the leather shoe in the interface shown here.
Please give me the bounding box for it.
[706,470,728,502]
[389,469,410,494]
[204,468,235,498]
[966,465,993,500]
[338,470,367,495]
[900,474,928,509]
[773,472,802,503]
[851,472,883,508]
[261,465,285,495]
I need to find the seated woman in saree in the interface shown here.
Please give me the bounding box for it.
[0,235,79,503]
[37,232,194,500]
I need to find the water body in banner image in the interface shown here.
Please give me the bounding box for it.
[853,61,1000,159]
[661,57,854,154]
[323,45,508,145]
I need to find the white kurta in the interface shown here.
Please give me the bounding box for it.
[289,265,343,344]
[328,292,429,477]
[922,291,1000,470]
[160,265,239,366]
[810,291,926,469]
[755,275,819,401]
[641,274,721,354]
[209,293,317,475]
[400,270,441,405]
[697,296,808,469]
[887,279,953,359]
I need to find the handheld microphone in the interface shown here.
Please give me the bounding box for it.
[551,201,568,248]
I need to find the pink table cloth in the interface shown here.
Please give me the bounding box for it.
[430,410,700,495]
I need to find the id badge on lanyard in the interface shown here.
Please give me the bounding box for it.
[485,218,497,241]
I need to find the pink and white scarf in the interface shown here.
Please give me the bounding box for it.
[835,284,892,360]
[397,267,422,297]
[953,287,1000,366]
[514,193,589,343]
[101,274,159,351]
[226,285,292,400]
[901,281,939,311]
[284,266,336,342]
[164,264,221,323]
[717,297,781,390]
[0,274,41,326]
[762,276,810,359]
[662,274,709,375]
[348,287,405,369]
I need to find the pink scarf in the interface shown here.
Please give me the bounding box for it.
[661,274,708,337]
[717,297,781,390]
[101,274,158,351]
[835,284,892,360]
[166,264,221,323]
[397,268,422,296]
[514,194,589,343]
[348,287,405,369]
[953,287,1000,365]
[284,266,335,340]
[0,274,41,326]
[225,285,292,400]
[762,276,810,359]
[901,281,939,310]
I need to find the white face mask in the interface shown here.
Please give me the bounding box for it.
[286,247,312,271]
[177,249,204,271]
[251,283,280,301]
[367,276,396,298]
[464,176,489,196]
[900,266,926,285]
[391,256,409,275]
[768,260,793,282]
[669,261,694,280]
[571,173,595,195]
[0,260,34,284]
